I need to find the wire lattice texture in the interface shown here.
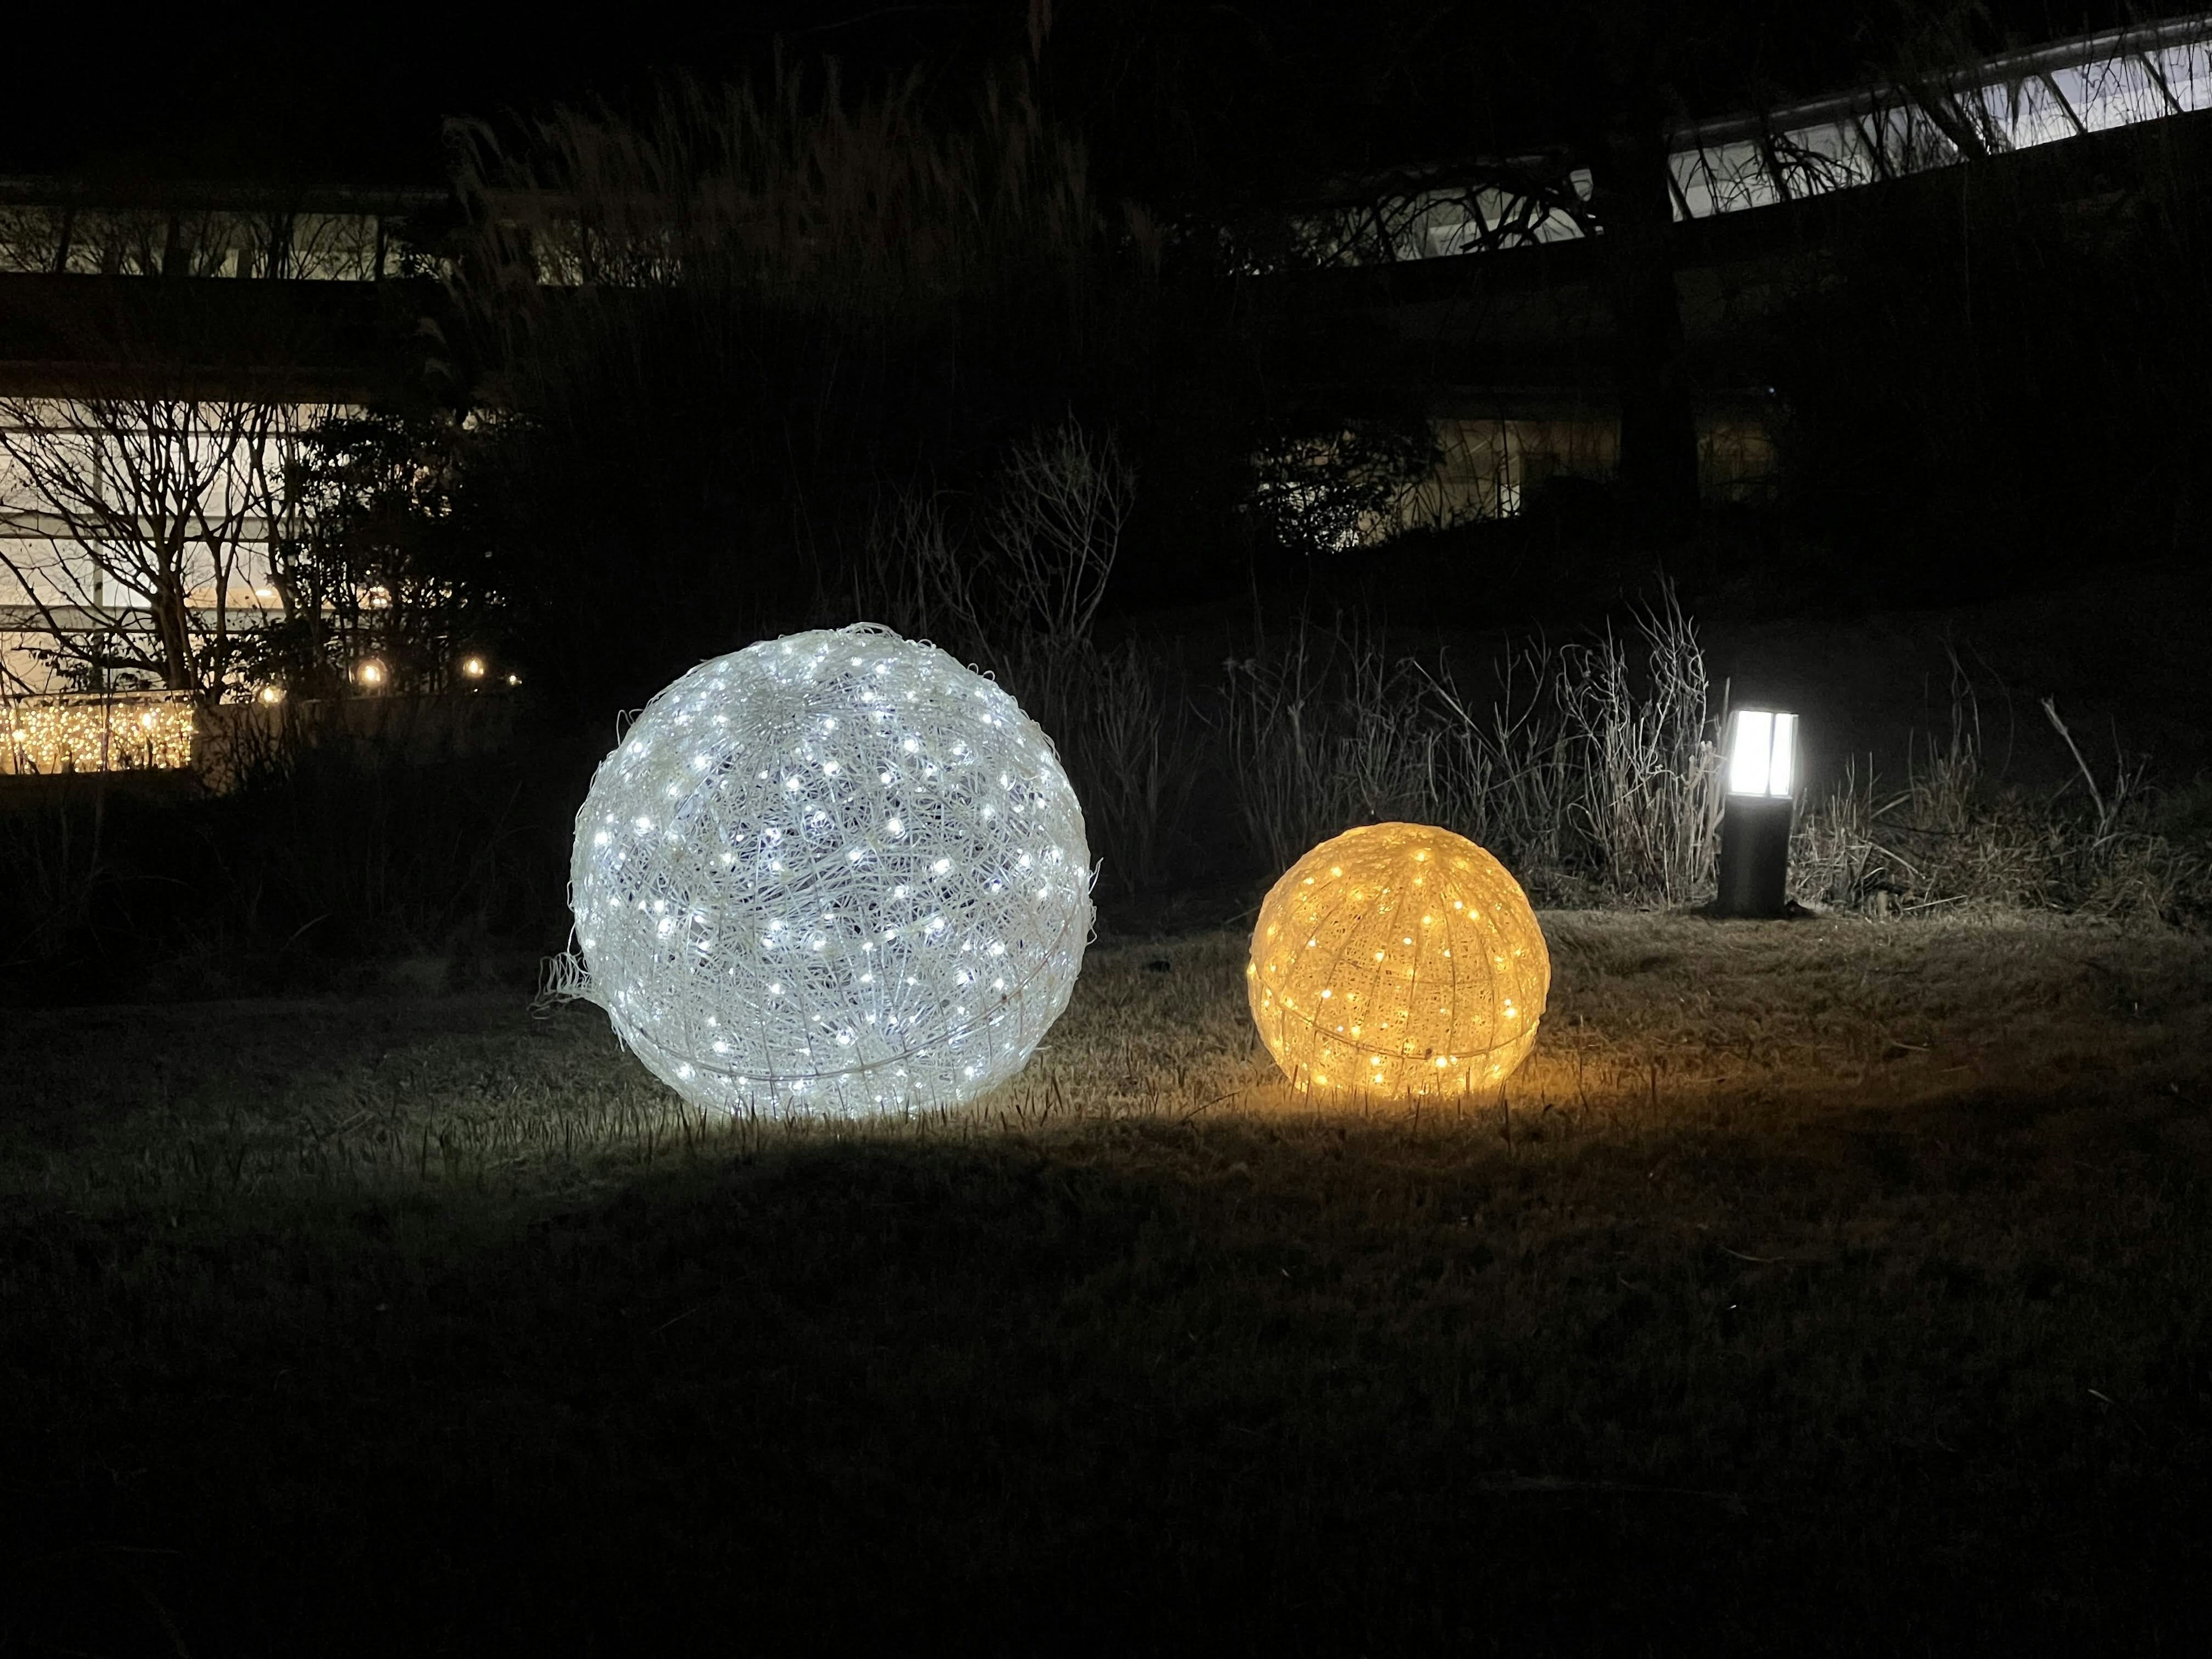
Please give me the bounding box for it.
[569,625,1094,1116]
[1247,823,1550,1099]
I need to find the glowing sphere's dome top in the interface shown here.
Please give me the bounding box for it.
[1247,821,1549,1099]
[568,625,1093,1116]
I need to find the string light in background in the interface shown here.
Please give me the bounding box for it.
[562,624,1095,1118]
[1,692,196,774]
[1248,821,1550,1100]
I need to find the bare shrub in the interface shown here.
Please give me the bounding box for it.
[854,487,980,652]
[1060,639,1199,896]
[1421,642,1578,878]
[1554,590,1724,904]
[1791,666,2211,927]
[1792,674,2050,915]
[1228,588,1724,904]
[853,415,1132,657]
[1010,635,1202,898]
[849,417,1188,896]
[451,58,1096,336]
[1223,620,1443,874]
[2039,698,2210,925]
[1789,759,1892,912]
[0,785,112,966]
[984,419,1132,646]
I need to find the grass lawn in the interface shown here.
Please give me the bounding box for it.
[4,912,2210,1653]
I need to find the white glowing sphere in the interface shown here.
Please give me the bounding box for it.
[568,625,1094,1116]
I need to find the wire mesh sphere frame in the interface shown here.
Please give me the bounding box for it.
[1247,823,1550,1101]
[565,625,1095,1117]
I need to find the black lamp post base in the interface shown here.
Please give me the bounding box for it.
[1714,796,1793,917]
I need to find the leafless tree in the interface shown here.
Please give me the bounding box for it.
[983,418,1132,649]
[0,395,305,699]
[854,415,1133,659]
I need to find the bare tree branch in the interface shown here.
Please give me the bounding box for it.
[0,396,308,698]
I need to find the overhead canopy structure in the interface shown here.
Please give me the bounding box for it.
[1296,11,2212,266]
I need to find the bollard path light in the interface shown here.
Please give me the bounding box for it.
[1714,708,1796,917]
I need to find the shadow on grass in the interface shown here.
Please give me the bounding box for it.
[6,1094,2211,1654]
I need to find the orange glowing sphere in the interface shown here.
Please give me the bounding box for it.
[1247,822,1550,1099]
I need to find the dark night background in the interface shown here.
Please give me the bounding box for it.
[4,3,2211,1654]
[2,3,2152,173]
[6,0,2199,791]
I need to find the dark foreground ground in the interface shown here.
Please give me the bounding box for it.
[3,914,2210,1654]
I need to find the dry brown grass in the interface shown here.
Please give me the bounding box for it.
[13,912,2204,1202]
[4,914,2210,1653]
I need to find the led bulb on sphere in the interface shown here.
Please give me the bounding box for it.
[1248,823,1550,1099]
[567,624,1094,1116]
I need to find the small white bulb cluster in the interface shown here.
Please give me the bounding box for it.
[566,624,1094,1116]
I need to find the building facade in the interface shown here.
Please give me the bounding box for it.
[1277,11,2212,545]
[0,177,448,770]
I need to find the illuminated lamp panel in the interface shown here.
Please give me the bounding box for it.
[1247,822,1550,1101]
